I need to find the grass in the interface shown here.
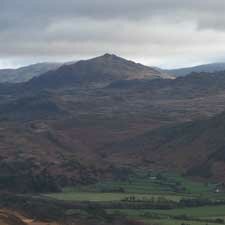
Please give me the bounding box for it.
[144,218,220,225]
[109,205,225,218]
[44,171,225,225]
[46,192,183,202]
[46,171,221,201]
[108,206,225,225]
[62,180,176,194]
[156,205,225,217]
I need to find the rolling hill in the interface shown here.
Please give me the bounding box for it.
[0,63,62,83]
[165,62,225,77]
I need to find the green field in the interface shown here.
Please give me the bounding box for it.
[145,219,220,225]
[47,191,184,202]
[45,171,225,225]
[47,171,221,200]
[109,205,225,217]
[108,205,225,225]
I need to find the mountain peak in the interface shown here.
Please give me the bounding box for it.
[103,53,114,57]
[27,54,172,89]
[98,53,120,60]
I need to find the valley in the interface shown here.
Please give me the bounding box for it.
[1,54,225,225]
[2,0,225,224]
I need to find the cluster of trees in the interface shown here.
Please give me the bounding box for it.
[118,196,225,209]
[99,187,125,193]
[175,214,224,224]
[0,159,61,193]
[122,196,173,203]
[179,198,225,207]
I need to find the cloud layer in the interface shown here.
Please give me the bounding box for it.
[1,0,225,68]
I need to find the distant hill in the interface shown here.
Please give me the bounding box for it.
[0,62,62,83]
[27,54,173,89]
[2,59,225,83]
[165,63,225,77]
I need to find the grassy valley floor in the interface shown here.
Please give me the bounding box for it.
[44,171,225,225]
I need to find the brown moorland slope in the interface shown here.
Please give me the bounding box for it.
[1,56,225,192]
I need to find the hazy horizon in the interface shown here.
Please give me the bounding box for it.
[1,53,225,71]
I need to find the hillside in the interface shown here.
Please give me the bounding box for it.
[102,111,225,182]
[165,62,225,77]
[0,63,62,83]
[1,58,225,192]
[26,54,172,89]
[107,71,225,99]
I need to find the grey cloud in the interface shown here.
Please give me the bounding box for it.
[2,0,225,28]
[1,0,225,68]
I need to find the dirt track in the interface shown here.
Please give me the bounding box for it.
[0,210,58,225]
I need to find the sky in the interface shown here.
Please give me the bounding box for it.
[1,0,225,69]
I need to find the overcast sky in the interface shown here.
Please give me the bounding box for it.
[1,0,225,69]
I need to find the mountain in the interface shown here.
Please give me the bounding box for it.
[0,62,62,83]
[103,110,225,182]
[2,56,225,192]
[107,71,225,99]
[26,54,173,89]
[164,62,225,77]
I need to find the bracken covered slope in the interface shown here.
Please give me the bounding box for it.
[26,54,172,89]
[0,56,225,192]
